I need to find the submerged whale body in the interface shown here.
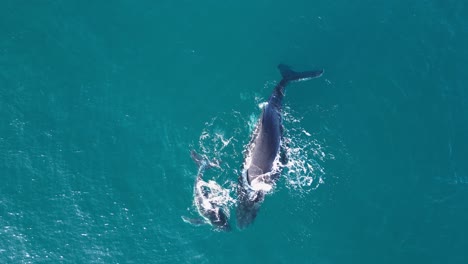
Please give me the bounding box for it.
[236,64,323,229]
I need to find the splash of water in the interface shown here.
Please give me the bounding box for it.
[204,180,236,217]
[187,96,335,225]
[280,105,331,194]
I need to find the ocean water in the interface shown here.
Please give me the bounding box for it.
[1,0,467,263]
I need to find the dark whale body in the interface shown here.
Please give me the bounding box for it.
[236,64,323,229]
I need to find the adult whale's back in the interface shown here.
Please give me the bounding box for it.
[237,64,323,228]
[247,64,323,185]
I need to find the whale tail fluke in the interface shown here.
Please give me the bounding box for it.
[278,64,324,83]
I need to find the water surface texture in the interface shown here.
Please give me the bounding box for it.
[1,1,467,263]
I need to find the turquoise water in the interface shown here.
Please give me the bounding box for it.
[1,0,467,263]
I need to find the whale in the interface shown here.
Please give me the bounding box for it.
[182,151,231,231]
[236,64,323,229]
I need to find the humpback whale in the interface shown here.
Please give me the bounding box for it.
[236,64,323,229]
[182,151,231,231]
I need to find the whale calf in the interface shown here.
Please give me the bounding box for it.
[236,64,323,228]
[182,151,231,231]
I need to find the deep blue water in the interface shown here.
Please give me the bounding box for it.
[1,1,468,263]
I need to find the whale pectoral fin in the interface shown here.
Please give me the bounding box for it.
[280,136,289,166]
[190,150,220,169]
[182,216,206,226]
[280,148,288,165]
[190,150,205,167]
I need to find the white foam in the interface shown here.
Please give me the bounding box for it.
[258,102,268,109]
[250,179,273,192]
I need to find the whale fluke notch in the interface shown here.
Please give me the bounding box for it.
[278,64,324,83]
